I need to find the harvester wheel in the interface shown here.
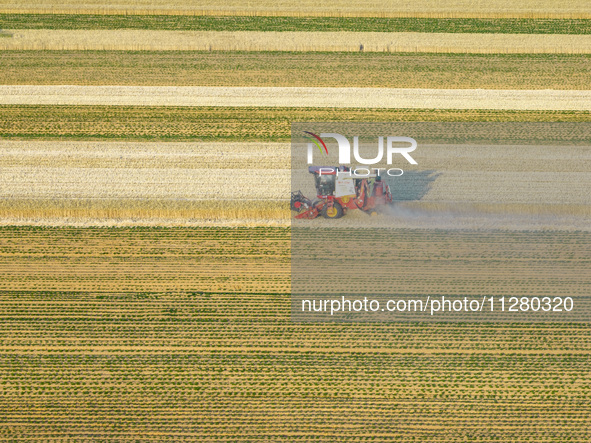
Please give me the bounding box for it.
[322,202,344,219]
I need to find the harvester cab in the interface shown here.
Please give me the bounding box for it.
[315,172,336,196]
[291,166,393,220]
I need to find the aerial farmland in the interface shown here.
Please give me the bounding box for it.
[0,1,590,441]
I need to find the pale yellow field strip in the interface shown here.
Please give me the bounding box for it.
[1,85,590,111]
[1,0,589,18]
[1,140,590,207]
[3,30,591,54]
[295,144,591,207]
[1,139,590,228]
[0,167,286,199]
[0,141,289,200]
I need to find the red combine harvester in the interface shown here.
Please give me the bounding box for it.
[291,166,393,219]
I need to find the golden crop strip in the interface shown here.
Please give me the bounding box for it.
[1,106,590,144]
[3,30,591,53]
[3,51,591,91]
[1,0,590,18]
[0,198,289,225]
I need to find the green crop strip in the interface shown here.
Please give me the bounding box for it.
[2,14,591,34]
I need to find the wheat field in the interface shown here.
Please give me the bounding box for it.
[1,140,589,226]
[3,51,591,90]
[4,29,591,53]
[2,85,591,110]
[2,6,591,442]
[0,227,590,441]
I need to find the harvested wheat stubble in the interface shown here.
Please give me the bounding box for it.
[3,30,591,53]
[1,0,590,18]
[1,140,590,227]
[3,51,591,91]
[0,140,290,169]
[0,140,289,222]
[294,143,591,207]
[0,166,287,199]
[2,85,591,111]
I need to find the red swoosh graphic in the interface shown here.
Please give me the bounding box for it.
[304,131,328,155]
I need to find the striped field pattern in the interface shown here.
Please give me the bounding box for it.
[0,3,590,442]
